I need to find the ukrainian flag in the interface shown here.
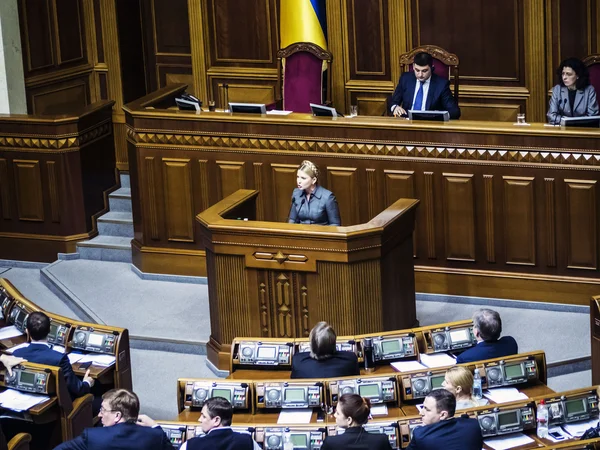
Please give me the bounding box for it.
[280,0,327,50]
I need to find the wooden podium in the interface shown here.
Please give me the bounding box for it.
[197,190,419,370]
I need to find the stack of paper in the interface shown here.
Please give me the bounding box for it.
[0,389,49,412]
[5,342,29,353]
[562,418,599,437]
[67,352,86,364]
[483,387,528,404]
[0,326,24,340]
[277,409,312,424]
[77,354,116,367]
[484,432,534,450]
[52,345,66,354]
[370,404,388,416]
[419,353,456,368]
[390,360,427,372]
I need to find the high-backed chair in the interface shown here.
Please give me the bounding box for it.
[8,433,32,450]
[583,54,600,97]
[276,42,333,113]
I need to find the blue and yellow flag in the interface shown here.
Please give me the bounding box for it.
[280,0,327,50]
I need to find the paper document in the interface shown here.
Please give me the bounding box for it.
[562,418,599,437]
[5,342,29,354]
[547,426,570,442]
[419,353,456,368]
[0,389,50,412]
[370,404,388,416]
[0,326,24,340]
[77,354,116,366]
[266,110,293,115]
[484,432,534,450]
[67,352,86,364]
[52,345,66,354]
[483,387,529,404]
[277,408,313,424]
[390,360,427,372]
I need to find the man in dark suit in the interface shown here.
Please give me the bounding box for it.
[13,312,95,400]
[407,389,482,450]
[455,308,518,364]
[390,52,460,119]
[54,389,173,450]
[291,322,360,379]
[179,397,259,450]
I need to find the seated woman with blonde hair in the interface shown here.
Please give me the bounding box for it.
[442,366,488,410]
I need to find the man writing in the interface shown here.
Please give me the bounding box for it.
[407,389,482,450]
[54,389,173,449]
[180,397,260,450]
[390,51,460,119]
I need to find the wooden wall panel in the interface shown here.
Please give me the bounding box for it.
[271,164,297,223]
[216,161,246,201]
[443,173,475,261]
[13,160,44,222]
[29,79,89,115]
[20,0,55,73]
[162,158,194,242]
[326,166,359,226]
[210,78,277,106]
[54,0,85,64]
[503,176,536,266]
[565,179,597,270]
[0,159,11,220]
[384,170,415,207]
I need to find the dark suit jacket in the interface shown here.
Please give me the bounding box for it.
[455,336,518,364]
[13,343,90,399]
[53,423,174,450]
[185,428,255,450]
[321,426,392,450]
[290,351,360,379]
[406,417,483,450]
[288,185,341,226]
[547,84,599,123]
[391,72,461,119]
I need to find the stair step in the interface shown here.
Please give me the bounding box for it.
[109,187,131,199]
[108,188,132,213]
[77,236,132,263]
[98,211,132,223]
[120,173,130,189]
[97,211,133,237]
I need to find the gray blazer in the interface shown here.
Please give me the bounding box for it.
[288,185,341,226]
[547,84,599,123]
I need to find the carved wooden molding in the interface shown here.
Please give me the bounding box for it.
[277,42,332,61]
[582,54,600,67]
[126,128,600,169]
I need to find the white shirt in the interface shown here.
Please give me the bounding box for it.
[411,77,431,111]
[179,426,261,450]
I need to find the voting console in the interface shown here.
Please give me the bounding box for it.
[197,190,419,370]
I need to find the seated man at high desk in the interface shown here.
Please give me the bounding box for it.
[390,51,461,120]
[455,308,518,364]
[12,312,96,404]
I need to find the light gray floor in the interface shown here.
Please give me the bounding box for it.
[0,261,594,419]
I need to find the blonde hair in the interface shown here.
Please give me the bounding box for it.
[445,366,474,397]
[298,160,320,181]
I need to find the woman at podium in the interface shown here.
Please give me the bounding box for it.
[288,160,341,226]
[547,57,599,124]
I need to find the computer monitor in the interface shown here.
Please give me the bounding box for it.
[560,115,600,128]
[408,110,450,122]
[228,103,267,114]
[310,103,338,117]
[175,98,200,112]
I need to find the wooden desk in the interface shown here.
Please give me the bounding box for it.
[125,84,600,306]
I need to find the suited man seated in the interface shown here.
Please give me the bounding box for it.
[390,51,460,120]
[179,397,260,450]
[407,389,482,450]
[13,312,96,401]
[291,321,360,379]
[55,389,173,450]
[455,308,518,364]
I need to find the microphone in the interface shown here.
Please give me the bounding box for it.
[287,197,305,223]
[554,97,567,126]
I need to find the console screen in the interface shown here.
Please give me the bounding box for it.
[497,410,519,427]
[358,384,380,397]
[504,363,525,379]
[291,434,307,446]
[49,323,58,338]
[212,388,232,402]
[430,375,445,389]
[19,371,35,385]
[87,333,104,346]
[565,398,586,416]
[284,388,305,402]
[381,340,401,354]
[15,309,27,325]
[257,346,276,359]
[449,328,470,344]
